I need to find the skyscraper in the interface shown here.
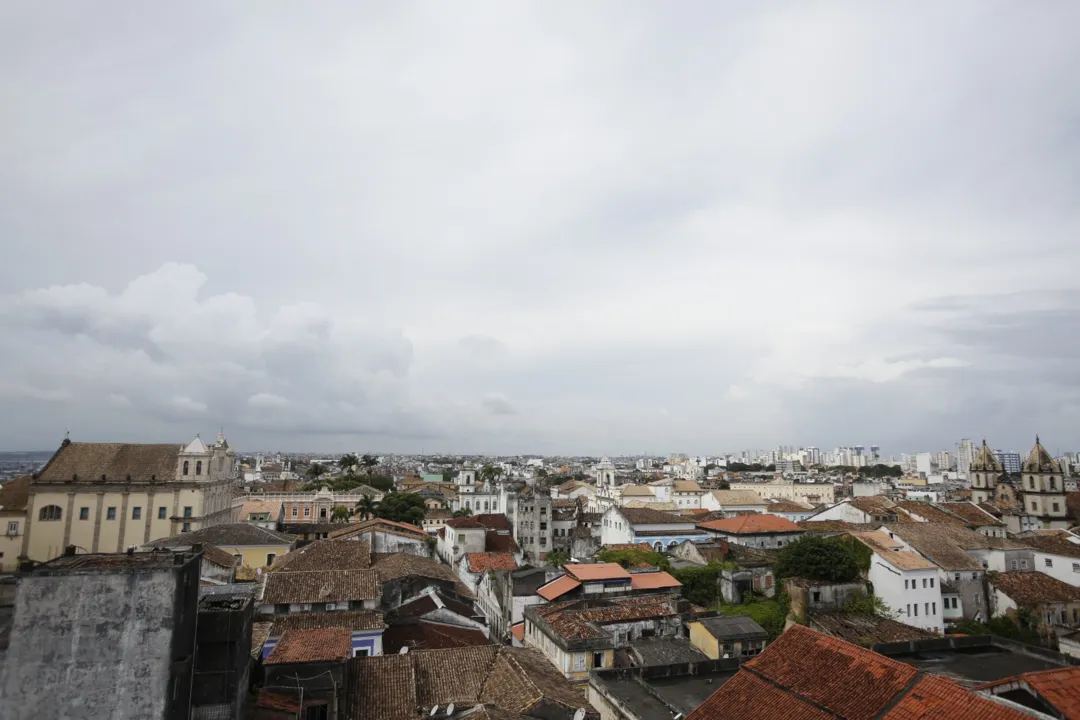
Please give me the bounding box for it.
[956,439,975,476]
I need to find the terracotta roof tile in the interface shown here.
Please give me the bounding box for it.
[485,531,520,554]
[474,513,511,531]
[149,522,295,548]
[688,669,833,720]
[564,562,632,581]
[536,575,582,601]
[808,612,935,645]
[706,490,767,506]
[268,539,372,572]
[618,507,691,524]
[884,674,1027,720]
[977,666,1080,719]
[936,502,1005,527]
[467,552,518,573]
[988,571,1080,606]
[257,689,301,712]
[373,552,473,597]
[885,524,987,571]
[747,624,917,719]
[382,620,490,654]
[445,517,487,529]
[265,627,352,664]
[894,501,968,527]
[262,569,379,604]
[1015,534,1080,559]
[698,515,804,534]
[269,610,385,635]
[328,517,428,541]
[629,571,682,590]
[852,531,939,570]
[0,475,31,513]
[533,598,677,641]
[34,441,182,485]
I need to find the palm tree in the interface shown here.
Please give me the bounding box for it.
[306,462,327,480]
[480,464,504,485]
[361,454,379,474]
[355,497,378,520]
[330,505,351,522]
[338,454,360,473]
[452,507,473,518]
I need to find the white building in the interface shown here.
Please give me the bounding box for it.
[700,490,767,514]
[600,506,709,552]
[854,530,944,632]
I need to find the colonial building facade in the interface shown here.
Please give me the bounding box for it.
[22,433,237,563]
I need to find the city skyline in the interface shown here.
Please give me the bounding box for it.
[2,3,1080,454]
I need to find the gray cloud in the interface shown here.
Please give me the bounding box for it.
[1,2,1079,454]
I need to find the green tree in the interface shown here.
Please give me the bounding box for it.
[670,565,722,606]
[718,481,731,490]
[338,454,360,473]
[306,462,328,480]
[330,505,352,522]
[442,470,455,483]
[480,464,504,484]
[358,474,394,492]
[374,493,426,525]
[716,594,791,640]
[355,497,379,520]
[360,454,379,474]
[545,549,571,567]
[774,535,861,582]
[452,507,473,518]
[537,468,548,478]
[597,547,670,571]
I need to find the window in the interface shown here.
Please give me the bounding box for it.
[1011,560,1018,570]
[106,507,117,521]
[922,578,927,589]
[38,505,62,521]
[924,602,930,615]
[132,507,141,520]
[1062,610,1068,625]
[6,521,18,535]
[1050,478,1057,490]
[904,579,909,589]
[1021,559,1029,569]
[930,578,934,588]
[907,603,911,616]
[79,507,89,520]
[1074,563,1080,573]
[932,602,936,614]
[183,506,192,518]
[972,572,978,579]
[913,604,918,617]
[195,461,202,475]
[457,534,465,543]
[183,461,189,475]
[1054,503,1060,512]
[592,652,604,668]
[158,506,167,519]
[304,507,311,517]
[812,591,821,602]
[954,573,960,581]
[573,653,586,671]
[353,648,369,658]
[274,604,289,614]
[266,553,276,566]
[311,603,327,611]
[1046,558,1054,568]
[292,507,298,518]
[182,522,191,533]
[1032,501,1038,511]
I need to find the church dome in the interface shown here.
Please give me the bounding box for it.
[1023,436,1061,474]
[970,440,1002,472]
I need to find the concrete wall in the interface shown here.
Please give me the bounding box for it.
[0,558,199,720]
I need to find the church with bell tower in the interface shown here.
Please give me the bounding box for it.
[1020,436,1068,530]
[969,439,1003,505]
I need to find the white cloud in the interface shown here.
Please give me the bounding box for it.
[248,392,290,409]
[169,396,207,414]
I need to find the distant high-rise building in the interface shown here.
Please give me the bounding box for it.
[956,439,975,476]
[994,451,1022,475]
[870,445,880,462]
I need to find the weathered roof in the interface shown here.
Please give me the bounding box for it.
[698,514,803,534]
[345,645,587,720]
[474,513,512,531]
[884,524,986,571]
[989,571,1080,606]
[621,485,655,497]
[533,598,678,642]
[893,501,967,527]
[692,615,768,641]
[798,519,882,534]
[0,475,31,513]
[466,552,518,573]
[484,531,520,554]
[631,637,709,665]
[148,523,295,548]
[1023,436,1061,474]
[977,666,1080,719]
[707,490,766,506]
[618,506,695,525]
[34,441,182,485]
[200,544,241,570]
[239,499,281,518]
[673,480,704,493]
[936,502,1006,527]
[329,517,428,541]
[445,516,487,529]
[688,624,1028,720]
[262,569,380,604]
[269,610,385,636]
[808,611,935,646]
[971,440,1003,473]
[1016,534,1080,559]
[851,531,938,571]
[395,589,476,621]
[765,500,814,513]
[382,620,491,654]
[268,539,372,572]
[373,552,473,597]
[266,627,352,664]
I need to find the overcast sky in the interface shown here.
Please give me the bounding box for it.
[2,2,1079,456]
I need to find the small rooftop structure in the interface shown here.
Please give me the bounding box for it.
[692,616,768,643]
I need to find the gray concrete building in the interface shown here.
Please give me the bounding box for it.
[0,547,201,720]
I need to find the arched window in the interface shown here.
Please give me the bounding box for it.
[39,505,62,521]
[1050,477,1056,490]
[183,461,189,475]
[195,461,202,476]
[653,542,663,552]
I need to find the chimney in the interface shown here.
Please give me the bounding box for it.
[126,547,135,556]
[64,545,77,557]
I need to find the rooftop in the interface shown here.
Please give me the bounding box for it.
[532,598,680,643]
[265,627,352,664]
[0,475,31,513]
[988,571,1080,606]
[808,611,936,645]
[630,637,709,666]
[884,524,987,571]
[852,530,939,570]
[473,513,512,531]
[33,441,183,485]
[382,620,491,654]
[936,502,1006,527]
[1015,533,1080,559]
[564,562,632,582]
[706,490,766,506]
[537,575,582,601]
[329,517,429,541]
[33,548,199,573]
[466,552,518,573]
[618,507,691,525]
[269,610,385,635]
[373,551,473,597]
[629,571,682,591]
[692,615,768,641]
[977,666,1080,718]
[268,538,372,572]
[148,522,295,548]
[262,569,380,604]
[698,514,803,534]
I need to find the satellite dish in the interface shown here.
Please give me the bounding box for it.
[429,706,440,717]
[574,710,587,720]
[446,704,455,716]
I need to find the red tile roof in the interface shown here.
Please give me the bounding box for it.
[977,666,1080,719]
[687,625,1030,720]
[536,575,581,601]
[564,562,631,581]
[988,571,1080,606]
[474,513,511,531]
[265,628,352,664]
[328,517,428,541]
[510,623,524,642]
[629,571,682,591]
[382,621,491,654]
[257,689,302,712]
[698,514,804,534]
[485,530,520,554]
[466,552,518,573]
